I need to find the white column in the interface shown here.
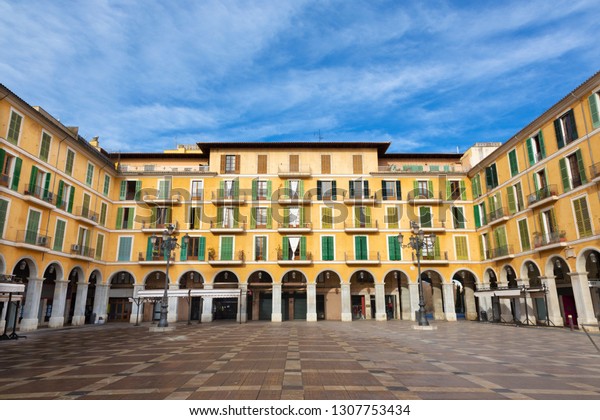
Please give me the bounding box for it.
[408,282,419,321]
[306,283,317,322]
[400,283,411,320]
[478,294,493,321]
[0,300,8,332]
[20,278,44,331]
[167,284,179,323]
[541,277,564,326]
[375,283,386,321]
[71,282,89,326]
[92,284,110,324]
[569,272,598,328]
[238,284,248,323]
[49,280,69,328]
[129,285,145,324]
[272,283,282,322]
[341,283,352,321]
[442,283,457,321]
[201,284,213,323]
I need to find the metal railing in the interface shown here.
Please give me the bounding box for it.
[488,245,514,259]
[76,206,99,223]
[413,251,448,261]
[344,251,380,261]
[527,184,558,205]
[377,164,463,173]
[533,230,567,248]
[17,230,52,248]
[488,207,508,223]
[277,164,311,175]
[344,220,379,229]
[119,164,211,173]
[70,244,95,258]
[277,250,313,261]
[0,174,11,188]
[407,190,443,201]
[591,162,600,179]
[418,219,445,229]
[23,184,55,204]
[141,220,178,230]
[210,221,246,230]
[277,222,312,230]
[207,250,245,262]
[211,190,247,201]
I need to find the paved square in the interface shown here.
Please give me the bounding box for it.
[0,321,599,400]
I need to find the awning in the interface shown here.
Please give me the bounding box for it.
[0,283,26,293]
[474,289,522,298]
[136,288,242,299]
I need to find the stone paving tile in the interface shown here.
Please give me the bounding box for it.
[1,321,599,400]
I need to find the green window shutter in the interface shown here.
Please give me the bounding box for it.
[299,180,305,197]
[559,158,570,192]
[395,180,401,199]
[349,180,355,198]
[363,180,369,197]
[11,157,21,191]
[433,237,441,259]
[117,237,132,262]
[554,119,565,149]
[533,172,540,192]
[322,207,332,228]
[445,179,451,200]
[57,180,64,207]
[146,237,154,260]
[419,207,431,227]
[28,166,38,194]
[127,208,134,229]
[219,180,224,198]
[509,150,518,176]
[0,149,5,173]
[589,94,600,128]
[252,179,257,200]
[43,173,51,199]
[460,180,466,200]
[221,237,233,260]
[478,235,485,260]
[180,238,188,261]
[7,112,22,144]
[116,207,123,229]
[266,208,272,229]
[322,236,330,261]
[515,182,524,209]
[455,236,468,260]
[538,130,546,158]
[568,110,578,140]
[198,237,206,261]
[427,180,433,197]
[518,219,531,251]
[317,181,322,200]
[119,180,126,200]
[233,207,240,228]
[283,208,289,227]
[0,199,7,238]
[331,180,337,199]
[388,236,401,261]
[473,205,481,228]
[53,219,65,251]
[134,181,142,200]
[216,207,223,226]
[365,206,371,227]
[454,207,465,229]
[250,208,256,229]
[267,181,272,200]
[68,186,75,213]
[25,211,40,243]
[381,181,388,200]
[526,138,534,166]
[575,149,587,184]
[573,197,592,238]
[300,207,305,226]
[282,237,289,260]
[480,202,487,225]
[300,237,307,260]
[387,207,398,228]
[507,186,516,214]
[485,166,493,190]
[233,180,239,199]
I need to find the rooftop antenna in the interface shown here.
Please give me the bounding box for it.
[314,130,323,141]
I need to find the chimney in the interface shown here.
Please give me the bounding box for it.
[90,136,101,151]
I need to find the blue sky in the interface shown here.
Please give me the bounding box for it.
[1,0,599,153]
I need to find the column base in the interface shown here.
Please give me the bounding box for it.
[71,316,85,326]
[375,313,387,321]
[445,313,457,321]
[201,314,213,323]
[19,318,39,332]
[306,313,317,322]
[271,313,282,323]
[149,326,176,332]
[341,313,353,322]
[412,325,438,330]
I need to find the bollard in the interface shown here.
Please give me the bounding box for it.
[568,315,574,331]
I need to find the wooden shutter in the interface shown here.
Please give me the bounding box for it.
[266,208,272,229]
[321,155,331,174]
[518,219,531,251]
[526,138,534,166]
[460,180,466,200]
[331,180,337,200]
[234,155,240,173]
[68,186,75,213]
[198,237,206,261]
[11,157,21,191]
[257,155,267,174]
[573,197,592,238]
[289,155,299,172]
[134,180,142,200]
[352,155,362,174]
[395,180,401,200]
[554,118,565,149]
[455,236,468,260]
[575,149,587,184]
[220,155,226,173]
[300,237,307,260]
[509,150,518,176]
[317,181,322,200]
[322,207,332,228]
[507,186,516,214]
[473,205,481,228]
[28,166,38,194]
[559,158,570,192]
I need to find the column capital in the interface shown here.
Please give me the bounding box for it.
[54,279,69,286]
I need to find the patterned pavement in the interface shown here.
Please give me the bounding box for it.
[0,321,599,400]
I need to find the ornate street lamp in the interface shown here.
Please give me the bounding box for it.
[150,224,189,328]
[397,221,436,327]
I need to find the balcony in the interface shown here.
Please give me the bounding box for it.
[70,244,95,260]
[528,185,559,209]
[118,164,214,175]
[591,163,600,184]
[277,191,312,205]
[277,164,312,178]
[207,250,245,266]
[137,251,171,265]
[412,251,449,265]
[487,245,515,261]
[211,190,247,205]
[407,190,443,205]
[142,193,182,206]
[344,251,381,265]
[533,230,567,251]
[15,230,52,250]
[22,184,55,209]
[277,222,312,234]
[141,221,178,233]
[342,191,377,205]
[343,220,379,233]
[277,251,313,266]
[373,164,464,174]
[209,221,246,234]
[75,206,99,225]
[487,207,509,226]
[418,219,446,232]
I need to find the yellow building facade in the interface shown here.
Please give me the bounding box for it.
[0,71,599,333]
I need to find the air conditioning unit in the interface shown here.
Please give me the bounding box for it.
[90,215,98,222]
[37,236,48,246]
[71,244,80,252]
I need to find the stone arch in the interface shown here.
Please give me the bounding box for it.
[212,270,239,285]
[12,257,38,280]
[421,269,445,320]
[500,264,518,288]
[106,271,136,322]
[313,270,343,321]
[108,270,137,285]
[179,270,204,288]
[348,269,376,320]
[544,254,572,278]
[521,260,542,287]
[41,261,65,281]
[451,269,479,321]
[576,246,600,273]
[382,269,411,320]
[144,270,170,289]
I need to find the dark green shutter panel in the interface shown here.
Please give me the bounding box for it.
[0,149,5,173]
[198,237,206,261]
[43,174,51,199]
[365,206,371,227]
[317,181,322,200]
[434,237,441,259]
[134,181,142,200]
[321,237,329,260]
[460,180,466,200]
[233,180,239,199]
[11,157,21,191]
[233,207,240,228]
[575,149,587,184]
[331,180,337,200]
[526,138,534,166]
[554,119,565,149]
[382,181,388,200]
[299,180,304,197]
[300,207,305,226]
[474,206,481,228]
[589,94,600,128]
[507,186,516,214]
[509,150,518,176]
[252,179,257,200]
[119,180,126,200]
[266,181,271,199]
[283,208,289,226]
[533,173,539,192]
[478,235,485,260]
[485,167,493,190]
[219,180,224,198]
[180,238,188,261]
[395,181,401,199]
[28,166,38,193]
[250,208,256,229]
[116,207,123,229]
[427,180,433,198]
[68,186,75,213]
[216,207,223,226]
[0,199,8,239]
[538,130,546,158]
[282,237,289,260]
[349,181,354,198]
[127,208,134,229]
[445,179,451,200]
[481,202,487,225]
[300,237,307,260]
[146,237,154,260]
[57,180,64,207]
[568,110,578,140]
[266,208,272,229]
[559,158,570,192]
[364,180,369,197]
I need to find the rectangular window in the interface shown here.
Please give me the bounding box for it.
[419,206,432,228]
[184,236,206,261]
[572,196,593,238]
[103,174,110,196]
[349,180,369,199]
[188,206,202,229]
[65,149,75,176]
[117,237,133,261]
[508,149,519,177]
[352,155,363,174]
[256,180,268,200]
[116,207,134,229]
[452,206,465,229]
[386,206,399,228]
[479,233,489,260]
[321,155,331,174]
[485,163,499,190]
[382,180,401,200]
[322,206,333,229]
[518,219,531,252]
[86,163,94,186]
[560,150,587,192]
[387,236,401,261]
[7,110,23,145]
[0,198,8,238]
[220,236,234,260]
[120,180,140,200]
[82,193,91,217]
[354,206,370,228]
[254,236,267,261]
[474,202,486,227]
[588,90,600,129]
[255,207,267,228]
[191,180,203,200]
[57,181,75,213]
[39,132,51,162]
[225,155,237,173]
[53,219,66,251]
[447,180,463,200]
[99,202,107,226]
[539,208,559,244]
[322,236,335,261]
[507,182,524,214]
[554,109,578,148]
[421,236,440,259]
[526,131,546,165]
[157,179,170,199]
[354,236,368,260]
[257,155,267,174]
[95,234,104,260]
[289,154,299,172]
[317,180,336,200]
[414,180,432,199]
[454,236,469,260]
[25,209,41,244]
[471,173,482,198]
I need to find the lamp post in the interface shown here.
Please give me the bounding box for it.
[150,224,189,328]
[397,221,436,327]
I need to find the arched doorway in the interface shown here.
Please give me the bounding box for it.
[551,256,575,326]
[383,270,410,320]
[452,270,478,321]
[145,271,168,322]
[247,270,272,321]
[282,270,307,321]
[523,261,547,325]
[65,268,82,325]
[179,271,204,322]
[502,265,520,323]
[421,270,445,320]
[584,250,600,321]
[213,271,239,320]
[349,270,375,320]
[108,271,134,322]
[40,264,57,325]
[315,270,341,320]
[485,268,501,322]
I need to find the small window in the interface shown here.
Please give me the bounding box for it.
[65,149,75,176]
[7,110,23,145]
[39,132,52,162]
[103,174,110,196]
[554,109,578,148]
[86,163,94,186]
